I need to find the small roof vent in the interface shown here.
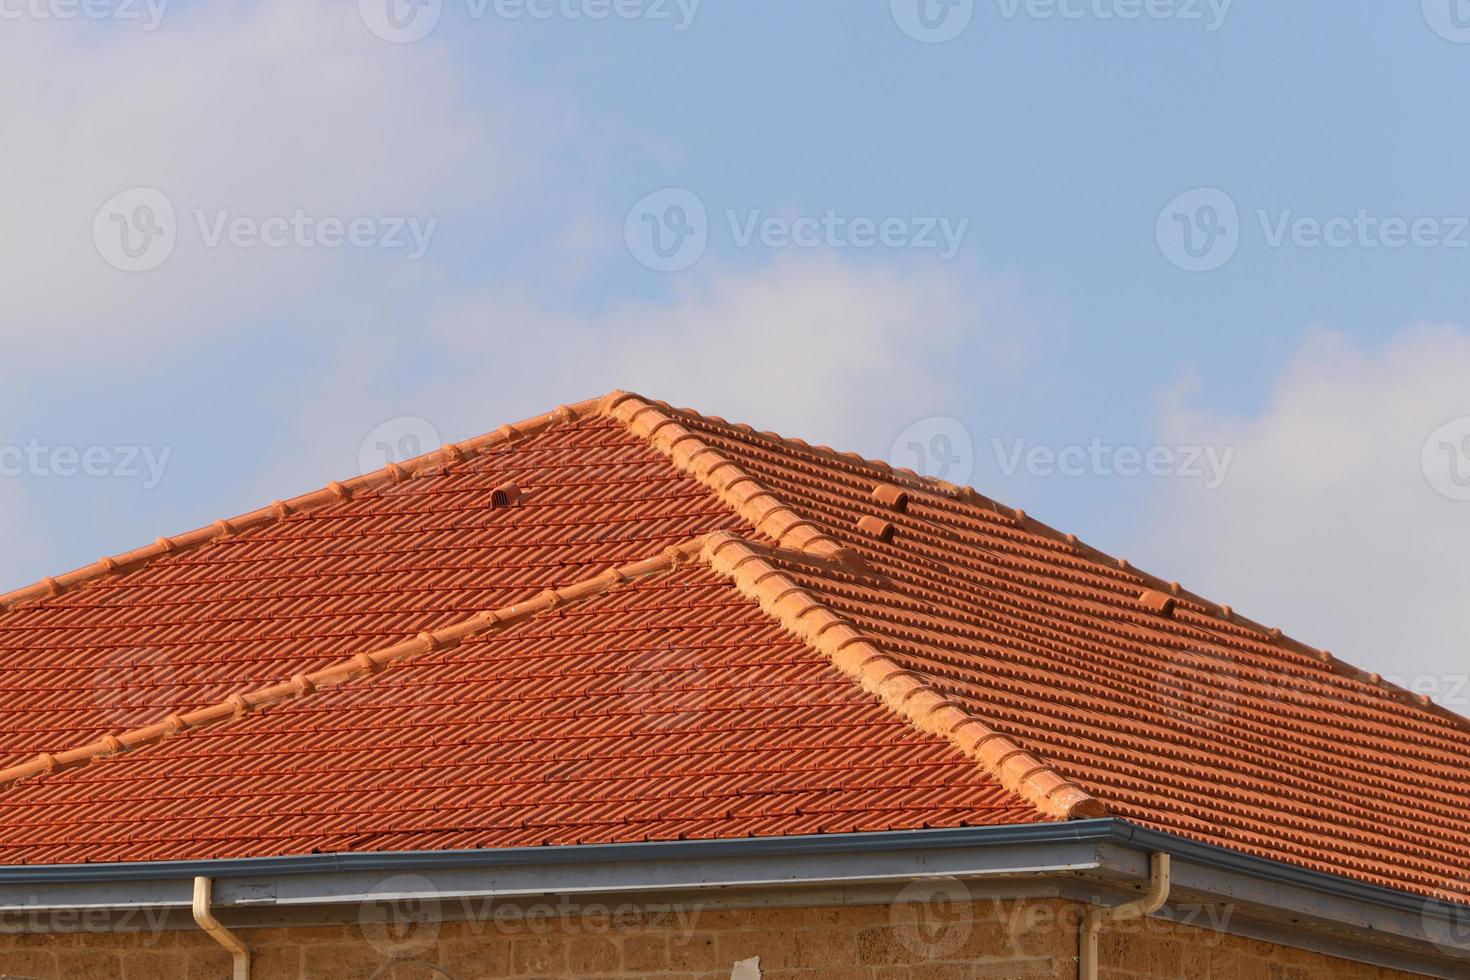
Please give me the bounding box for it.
[492,482,523,508]
[1138,589,1176,618]
[856,515,895,542]
[870,484,910,512]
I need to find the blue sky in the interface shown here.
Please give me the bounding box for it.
[3,0,1470,706]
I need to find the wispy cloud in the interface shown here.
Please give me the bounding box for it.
[0,0,544,352]
[1138,324,1470,707]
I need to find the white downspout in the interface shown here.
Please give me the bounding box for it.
[192,876,251,980]
[1079,852,1171,980]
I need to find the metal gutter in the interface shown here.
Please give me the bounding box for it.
[0,820,1465,976]
[1106,822,1463,921]
[0,819,1456,924]
[0,821,1115,886]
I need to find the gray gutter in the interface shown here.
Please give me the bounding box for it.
[1,819,1466,976]
[0,819,1455,919]
[0,820,1110,885]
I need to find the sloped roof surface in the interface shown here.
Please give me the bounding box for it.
[0,567,1035,864]
[655,403,1470,901]
[0,407,1044,863]
[0,391,1465,905]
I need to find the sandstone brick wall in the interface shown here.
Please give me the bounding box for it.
[0,897,1431,979]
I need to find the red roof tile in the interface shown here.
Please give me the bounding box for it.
[0,391,1466,906]
[644,396,1470,902]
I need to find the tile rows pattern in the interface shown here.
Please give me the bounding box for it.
[667,406,1470,901]
[0,415,1038,863]
[0,569,1037,864]
[3,392,1466,907]
[0,419,737,767]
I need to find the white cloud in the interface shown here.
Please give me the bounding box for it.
[232,251,1043,505]
[0,0,539,351]
[1139,324,1470,709]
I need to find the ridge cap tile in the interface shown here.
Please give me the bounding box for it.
[694,530,1103,822]
[0,535,706,791]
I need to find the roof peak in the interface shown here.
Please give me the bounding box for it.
[3,387,1463,736]
[0,396,605,618]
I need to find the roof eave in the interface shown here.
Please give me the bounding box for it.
[1,820,1466,977]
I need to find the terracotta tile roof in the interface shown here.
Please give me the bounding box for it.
[644,397,1470,902]
[0,563,1036,863]
[0,390,1466,907]
[0,403,1047,864]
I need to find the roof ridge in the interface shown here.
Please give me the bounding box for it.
[695,530,1106,822]
[0,398,603,619]
[598,391,864,570]
[654,400,1470,734]
[0,536,707,790]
